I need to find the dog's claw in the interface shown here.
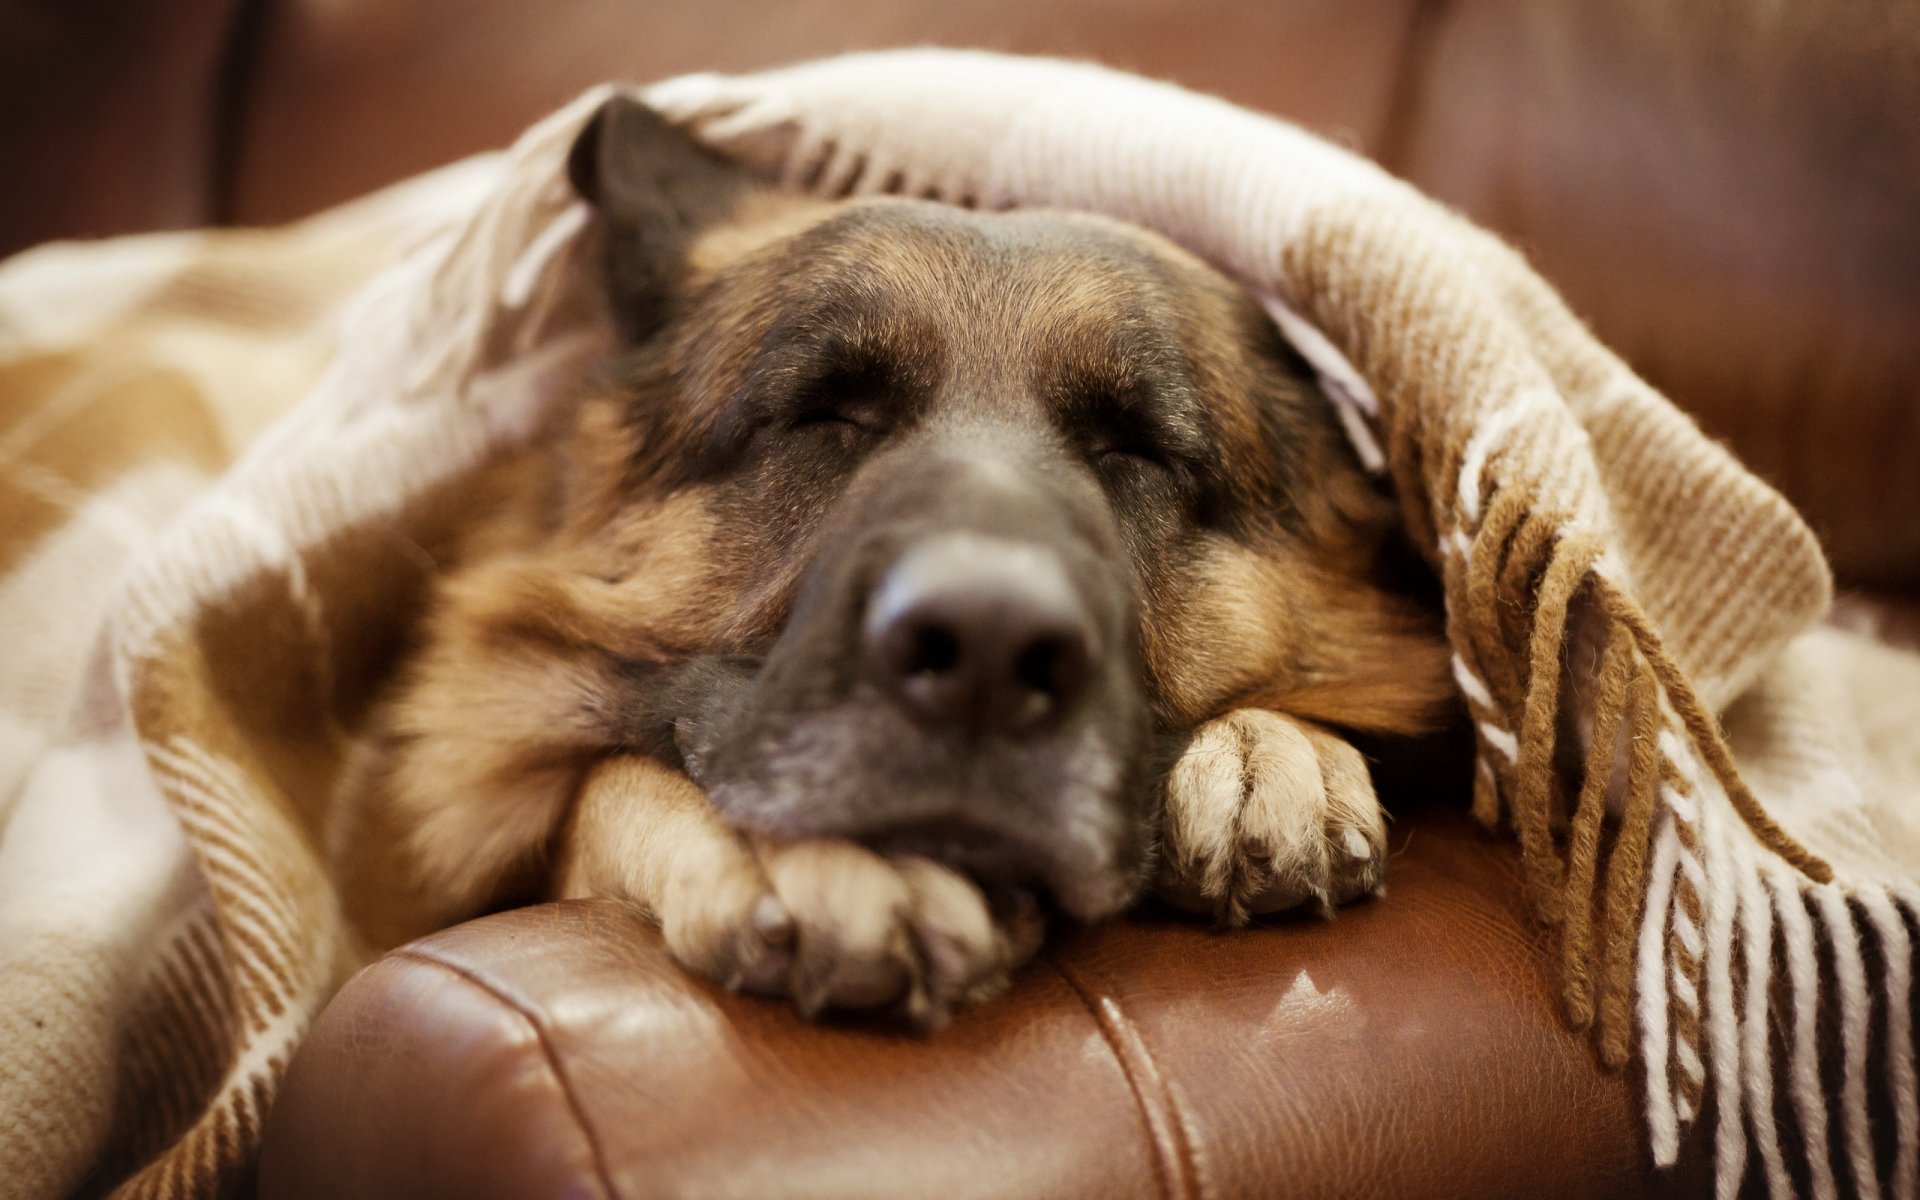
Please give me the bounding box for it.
[752,895,794,945]
[791,965,835,1019]
[900,976,947,1033]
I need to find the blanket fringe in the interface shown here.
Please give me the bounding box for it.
[1593,578,1834,884]
[1448,490,1834,1094]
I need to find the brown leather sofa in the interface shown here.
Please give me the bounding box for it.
[258,807,1704,1200]
[10,2,1916,1196]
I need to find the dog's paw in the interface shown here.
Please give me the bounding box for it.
[657,836,1044,1029]
[1156,709,1385,925]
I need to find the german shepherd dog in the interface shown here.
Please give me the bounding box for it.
[338,97,1453,1027]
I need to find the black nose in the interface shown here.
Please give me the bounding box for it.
[864,534,1097,735]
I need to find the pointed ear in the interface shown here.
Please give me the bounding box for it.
[567,95,758,339]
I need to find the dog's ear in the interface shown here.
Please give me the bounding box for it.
[568,95,758,340]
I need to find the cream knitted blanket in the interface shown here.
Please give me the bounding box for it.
[3,50,1917,1200]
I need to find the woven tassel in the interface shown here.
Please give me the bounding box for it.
[1597,667,1662,1066]
[1660,753,1708,1125]
[1510,531,1602,920]
[1560,623,1637,1029]
[1435,516,1504,830]
[1471,755,1502,829]
[1464,489,1532,715]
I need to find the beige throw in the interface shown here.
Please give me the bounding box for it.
[2,50,1915,1200]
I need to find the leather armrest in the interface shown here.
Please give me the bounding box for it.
[258,806,1706,1199]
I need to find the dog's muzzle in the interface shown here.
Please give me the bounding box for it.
[684,432,1154,919]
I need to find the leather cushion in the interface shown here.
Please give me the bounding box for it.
[258,804,1707,1199]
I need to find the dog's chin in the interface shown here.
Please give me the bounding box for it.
[683,689,1152,922]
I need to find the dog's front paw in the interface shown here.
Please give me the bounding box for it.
[661,837,1044,1029]
[1156,709,1386,925]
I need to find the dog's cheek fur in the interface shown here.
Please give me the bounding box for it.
[332,476,748,945]
[1142,533,1454,737]
[331,588,626,946]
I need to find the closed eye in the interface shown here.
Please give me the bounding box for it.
[787,405,873,432]
[1089,439,1169,468]
[1076,398,1179,472]
[1069,393,1208,509]
[784,361,893,435]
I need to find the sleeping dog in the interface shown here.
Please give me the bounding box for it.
[336,97,1453,1026]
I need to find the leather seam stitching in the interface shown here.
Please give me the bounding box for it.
[391,948,620,1200]
[1044,955,1201,1200]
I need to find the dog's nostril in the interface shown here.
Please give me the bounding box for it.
[904,623,962,677]
[1013,635,1084,700]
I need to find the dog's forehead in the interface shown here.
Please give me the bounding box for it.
[827,200,1180,266]
[696,197,1219,324]
[667,195,1281,474]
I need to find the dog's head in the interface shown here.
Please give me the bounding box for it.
[512,98,1448,920]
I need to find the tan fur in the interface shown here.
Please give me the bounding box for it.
[1144,535,1453,734]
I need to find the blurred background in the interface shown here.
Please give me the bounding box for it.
[4,0,1917,588]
